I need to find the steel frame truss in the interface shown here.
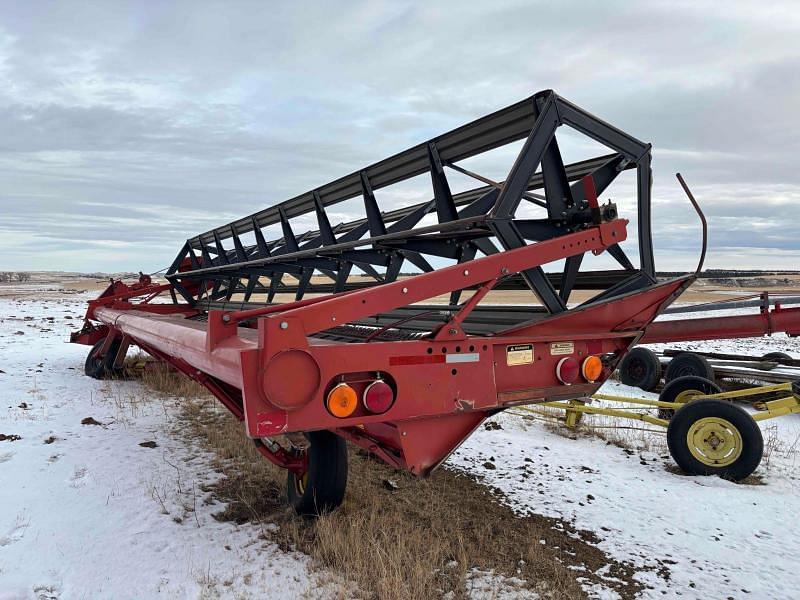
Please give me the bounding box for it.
[165,90,655,316]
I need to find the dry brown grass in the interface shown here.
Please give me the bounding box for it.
[133,361,646,599]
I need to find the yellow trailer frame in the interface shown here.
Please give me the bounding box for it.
[513,381,800,481]
[526,382,800,429]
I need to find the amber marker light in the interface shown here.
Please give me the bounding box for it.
[581,355,603,382]
[326,383,358,418]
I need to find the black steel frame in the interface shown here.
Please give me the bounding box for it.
[165,90,655,321]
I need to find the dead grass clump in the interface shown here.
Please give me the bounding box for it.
[130,358,209,399]
[519,406,668,455]
[132,363,646,599]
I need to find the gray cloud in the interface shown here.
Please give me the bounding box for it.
[0,1,798,271]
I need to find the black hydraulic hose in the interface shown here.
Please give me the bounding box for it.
[675,173,707,275]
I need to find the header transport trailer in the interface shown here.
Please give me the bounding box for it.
[71,90,800,515]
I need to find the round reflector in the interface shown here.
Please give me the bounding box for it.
[582,355,603,382]
[363,380,394,414]
[556,356,580,385]
[326,383,358,418]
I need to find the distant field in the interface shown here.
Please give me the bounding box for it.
[4,270,798,305]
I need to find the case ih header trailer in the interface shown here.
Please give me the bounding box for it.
[71,90,800,515]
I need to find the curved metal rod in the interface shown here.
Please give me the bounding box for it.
[676,173,707,275]
[364,309,440,342]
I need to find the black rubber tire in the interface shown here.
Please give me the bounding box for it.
[287,430,348,516]
[84,337,122,379]
[618,347,662,391]
[762,352,792,362]
[664,352,715,384]
[658,375,721,419]
[667,399,763,481]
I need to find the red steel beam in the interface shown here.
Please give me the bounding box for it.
[640,306,800,344]
[94,308,255,389]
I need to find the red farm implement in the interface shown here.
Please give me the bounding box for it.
[71,90,800,514]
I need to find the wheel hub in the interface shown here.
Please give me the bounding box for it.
[630,359,645,378]
[675,388,702,405]
[686,417,743,467]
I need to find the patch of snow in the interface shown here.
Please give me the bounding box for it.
[0,298,331,598]
[465,568,533,599]
[450,371,800,598]
[5,296,799,598]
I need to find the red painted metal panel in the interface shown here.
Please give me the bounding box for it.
[640,306,800,343]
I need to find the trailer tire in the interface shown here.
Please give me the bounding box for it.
[84,337,122,379]
[287,430,347,516]
[762,352,791,362]
[658,375,721,419]
[664,352,715,384]
[618,347,662,391]
[667,399,762,481]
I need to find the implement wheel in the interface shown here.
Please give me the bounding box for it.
[287,430,347,516]
[84,337,122,379]
[667,399,763,481]
[657,375,721,420]
[664,352,715,384]
[618,347,662,391]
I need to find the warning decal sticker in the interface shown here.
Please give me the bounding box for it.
[550,342,574,356]
[506,344,533,366]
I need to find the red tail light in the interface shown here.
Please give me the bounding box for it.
[556,357,580,385]
[363,380,394,414]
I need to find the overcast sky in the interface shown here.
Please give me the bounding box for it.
[0,1,798,273]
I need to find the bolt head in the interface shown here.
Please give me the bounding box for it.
[280,321,288,330]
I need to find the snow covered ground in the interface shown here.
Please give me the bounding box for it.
[0,297,330,599]
[2,295,799,599]
[451,324,800,599]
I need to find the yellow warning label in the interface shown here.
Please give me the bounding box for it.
[506,344,533,366]
[550,342,574,356]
